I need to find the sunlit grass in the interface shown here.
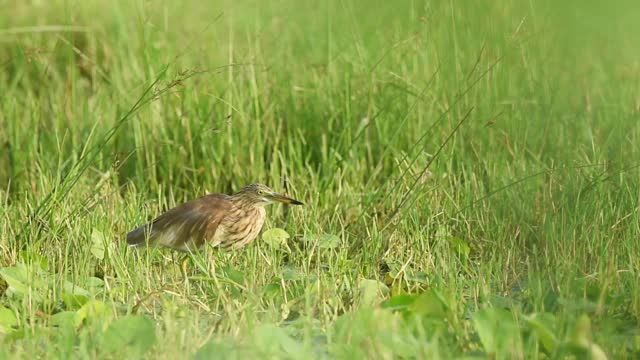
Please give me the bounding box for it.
[1,0,639,358]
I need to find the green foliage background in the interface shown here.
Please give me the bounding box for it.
[1,0,639,358]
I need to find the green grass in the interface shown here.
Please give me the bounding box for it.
[1,0,640,358]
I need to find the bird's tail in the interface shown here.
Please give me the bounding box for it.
[126,224,152,247]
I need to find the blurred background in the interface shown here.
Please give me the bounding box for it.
[1,0,640,357]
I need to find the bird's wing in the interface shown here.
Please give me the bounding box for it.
[126,194,233,251]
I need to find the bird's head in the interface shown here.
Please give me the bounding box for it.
[235,183,304,207]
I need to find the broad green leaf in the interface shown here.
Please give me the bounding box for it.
[300,235,314,243]
[253,323,306,357]
[262,283,281,298]
[102,315,156,357]
[404,271,429,285]
[0,264,50,303]
[61,293,89,310]
[411,288,449,319]
[220,265,245,285]
[74,300,112,328]
[569,313,592,345]
[282,266,303,281]
[49,311,76,328]
[91,229,106,260]
[0,263,91,308]
[380,294,418,312]
[0,305,17,333]
[87,277,105,294]
[331,308,417,358]
[357,279,389,307]
[525,312,558,353]
[302,233,341,249]
[489,294,521,310]
[61,279,90,297]
[446,236,470,259]
[588,343,608,360]
[560,341,608,360]
[0,265,30,296]
[193,339,237,359]
[318,234,340,249]
[1,328,25,343]
[262,228,290,247]
[18,251,48,270]
[568,314,608,360]
[472,309,498,354]
[472,307,520,356]
[586,344,608,360]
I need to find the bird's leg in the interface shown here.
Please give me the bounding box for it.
[180,254,190,286]
[206,244,217,278]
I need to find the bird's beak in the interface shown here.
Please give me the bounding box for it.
[267,192,304,205]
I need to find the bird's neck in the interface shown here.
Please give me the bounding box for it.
[231,197,265,210]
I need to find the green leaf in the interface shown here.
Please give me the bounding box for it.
[0,264,51,304]
[61,279,90,297]
[473,309,498,354]
[567,314,608,360]
[253,323,305,357]
[411,288,449,319]
[380,294,418,312]
[586,344,608,360]
[262,228,290,247]
[220,265,245,285]
[91,229,106,260]
[18,251,48,270]
[569,313,592,345]
[472,307,521,356]
[1,328,25,343]
[49,311,76,328]
[524,312,558,353]
[445,235,470,259]
[0,305,17,334]
[301,233,341,249]
[74,300,112,328]
[318,233,340,249]
[87,277,105,294]
[357,279,389,307]
[404,271,429,285]
[102,315,156,357]
[0,265,30,296]
[0,264,91,308]
[61,293,89,310]
[282,266,304,281]
[331,308,417,358]
[193,339,237,359]
[262,283,282,298]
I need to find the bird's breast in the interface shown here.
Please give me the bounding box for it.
[217,207,266,249]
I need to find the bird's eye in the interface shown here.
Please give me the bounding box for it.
[258,189,266,195]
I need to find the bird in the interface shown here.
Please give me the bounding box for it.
[126,183,304,276]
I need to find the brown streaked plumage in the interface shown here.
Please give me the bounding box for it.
[126,183,303,254]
